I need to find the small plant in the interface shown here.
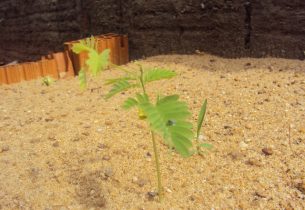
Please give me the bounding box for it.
[72,38,211,202]
[105,64,212,200]
[72,36,110,89]
[41,76,54,86]
[195,99,213,154]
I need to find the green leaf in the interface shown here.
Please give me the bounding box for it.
[157,95,191,121]
[42,76,54,86]
[199,143,213,150]
[137,94,194,157]
[86,49,110,76]
[78,68,87,90]
[105,76,136,85]
[157,95,179,104]
[168,121,193,157]
[143,68,176,84]
[99,49,110,69]
[135,93,149,104]
[72,36,96,54]
[105,80,136,99]
[72,42,90,54]
[122,97,138,109]
[196,99,207,139]
[72,37,109,76]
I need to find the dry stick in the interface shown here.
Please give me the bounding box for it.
[90,86,102,93]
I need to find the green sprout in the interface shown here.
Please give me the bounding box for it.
[72,36,110,89]
[72,38,211,202]
[195,99,213,154]
[106,65,192,201]
[41,76,54,86]
[105,64,213,201]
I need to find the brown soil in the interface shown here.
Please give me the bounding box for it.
[0,54,304,210]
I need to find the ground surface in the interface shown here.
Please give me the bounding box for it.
[0,54,304,210]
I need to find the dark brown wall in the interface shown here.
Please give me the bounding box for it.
[0,0,305,63]
[0,0,81,62]
[121,0,247,58]
[250,0,305,58]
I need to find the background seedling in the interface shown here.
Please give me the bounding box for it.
[41,76,54,86]
[72,36,110,89]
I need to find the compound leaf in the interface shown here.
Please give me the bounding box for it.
[86,49,110,76]
[137,94,194,157]
[72,36,96,54]
[122,97,138,109]
[105,80,136,99]
[99,49,110,70]
[105,76,136,85]
[72,42,90,54]
[143,68,176,84]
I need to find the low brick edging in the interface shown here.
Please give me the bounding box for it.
[0,34,129,85]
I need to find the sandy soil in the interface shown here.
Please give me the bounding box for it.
[0,54,304,210]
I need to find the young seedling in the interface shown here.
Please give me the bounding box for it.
[195,99,213,154]
[105,64,195,201]
[41,76,54,86]
[106,64,213,200]
[72,36,110,89]
[72,39,211,202]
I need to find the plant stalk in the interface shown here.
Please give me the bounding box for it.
[196,136,201,155]
[195,133,203,155]
[139,65,163,201]
[151,131,163,202]
[139,65,146,94]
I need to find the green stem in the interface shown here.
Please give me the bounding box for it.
[151,131,163,202]
[139,65,146,94]
[196,135,200,153]
[138,64,163,201]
